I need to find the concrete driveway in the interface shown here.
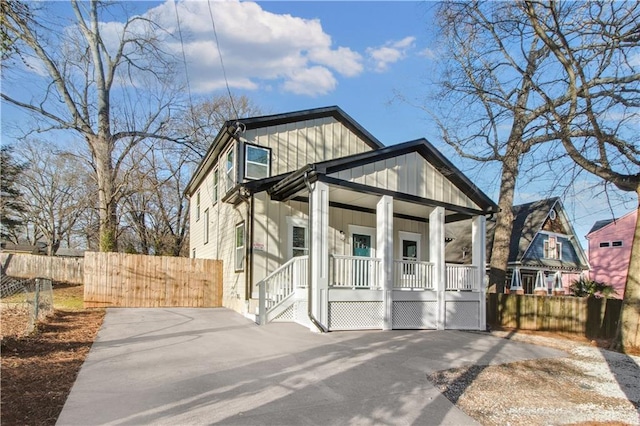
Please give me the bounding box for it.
[57,308,565,425]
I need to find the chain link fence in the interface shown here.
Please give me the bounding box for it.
[1,276,54,335]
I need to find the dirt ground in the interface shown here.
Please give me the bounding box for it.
[1,285,639,425]
[1,284,104,426]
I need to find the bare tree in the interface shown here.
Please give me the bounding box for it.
[523,0,640,351]
[119,95,263,256]
[429,1,637,293]
[1,0,184,251]
[14,139,90,255]
[174,94,264,165]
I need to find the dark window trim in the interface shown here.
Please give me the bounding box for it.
[244,142,272,180]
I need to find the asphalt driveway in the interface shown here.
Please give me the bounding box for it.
[57,308,565,425]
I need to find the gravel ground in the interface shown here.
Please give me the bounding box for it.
[428,331,640,425]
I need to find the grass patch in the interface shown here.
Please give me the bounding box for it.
[53,283,85,310]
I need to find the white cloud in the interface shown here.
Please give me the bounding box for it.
[419,47,437,60]
[139,0,363,96]
[366,36,416,72]
[283,66,337,96]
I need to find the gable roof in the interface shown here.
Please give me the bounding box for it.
[588,219,615,234]
[265,139,498,216]
[234,106,384,150]
[586,209,638,237]
[184,106,383,196]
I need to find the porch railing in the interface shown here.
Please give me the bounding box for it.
[258,255,308,312]
[445,264,479,291]
[330,255,382,289]
[393,259,434,290]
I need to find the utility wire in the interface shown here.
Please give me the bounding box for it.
[173,0,198,133]
[207,0,239,121]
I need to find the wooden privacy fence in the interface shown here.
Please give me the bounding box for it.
[487,293,622,339]
[0,253,84,284]
[84,252,223,308]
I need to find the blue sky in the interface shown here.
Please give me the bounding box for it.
[1,0,636,246]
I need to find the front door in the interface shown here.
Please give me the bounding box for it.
[353,234,371,287]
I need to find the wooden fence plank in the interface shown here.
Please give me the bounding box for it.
[81,252,223,308]
[488,294,622,340]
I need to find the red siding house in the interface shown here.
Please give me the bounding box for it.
[586,209,637,299]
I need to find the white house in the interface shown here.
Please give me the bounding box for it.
[185,106,498,331]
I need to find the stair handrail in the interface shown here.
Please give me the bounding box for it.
[258,255,308,325]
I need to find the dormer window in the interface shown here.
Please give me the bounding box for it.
[245,144,271,180]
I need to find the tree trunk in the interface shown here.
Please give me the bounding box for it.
[614,191,640,352]
[488,144,521,293]
[93,137,118,252]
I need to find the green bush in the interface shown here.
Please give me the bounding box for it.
[569,277,616,298]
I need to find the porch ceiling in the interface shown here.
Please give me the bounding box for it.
[328,186,436,218]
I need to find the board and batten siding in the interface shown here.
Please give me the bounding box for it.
[329,152,480,210]
[243,116,374,176]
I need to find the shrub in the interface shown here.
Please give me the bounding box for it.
[569,277,616,298]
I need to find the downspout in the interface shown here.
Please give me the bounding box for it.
[246,192,254,303]
[304,170,327,333]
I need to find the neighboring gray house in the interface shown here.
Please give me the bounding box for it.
[186,106,498,331]
[445,198,589,294]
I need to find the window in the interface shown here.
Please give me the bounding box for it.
[292,226,308,257]
[398,231,421,275]
[212,167,218,204]
[612,241,623,247]
[192,248,196,258]
[196,191,201,221]
[204,208,209,244]
[543,236,562,260]
[245,144,271,180]
[225,146,235,192]
[235,222,245,271]
[287,217,308,258]
[599,242,610,248]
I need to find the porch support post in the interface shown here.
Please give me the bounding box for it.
[310,180,329,329]
[472,215,487,331]
[377,195,393,330]
[430,207,446,330]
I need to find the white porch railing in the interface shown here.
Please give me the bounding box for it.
[393,259,434,290]
[258,256,308,321]
[330,255,382,289]
[445,264,479,291]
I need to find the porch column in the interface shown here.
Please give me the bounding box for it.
[310,180,329,329]
[377,195,393,330]
[472,215,487,331]
[430,207,446,330]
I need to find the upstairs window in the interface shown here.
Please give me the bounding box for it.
[599,242,610,248]
[212,167,219,204]
[225,146,235,192]
[612,241,623,247]
[245,144,271,180]
[196,191,201,221]
[543,236,562,260]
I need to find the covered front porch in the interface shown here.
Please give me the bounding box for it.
[257,186,488,331]
[255,140,497,331]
